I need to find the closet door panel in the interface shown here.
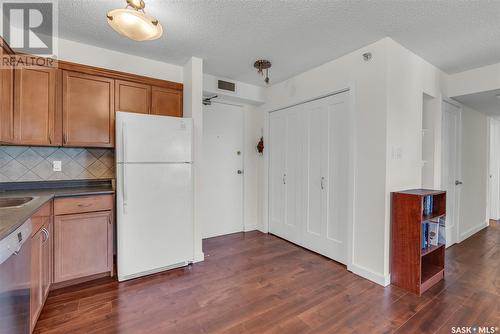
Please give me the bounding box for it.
[325,95,350,263]
[269,111,286,237]
[305,106,324,237]
[283,108,302,243]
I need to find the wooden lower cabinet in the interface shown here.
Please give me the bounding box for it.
[29,195,114,331]
[30,218,52,331]
[53,210,113,283]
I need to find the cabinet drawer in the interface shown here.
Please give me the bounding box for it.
[54,195,113,215]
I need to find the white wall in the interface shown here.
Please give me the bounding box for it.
[260,38,390,285]
[203,74,265,105]
[259,38,452,286]
[57,38,183,83]
[447,62,500,98]
[459,106,490,240]
[243,104,264,231]
[384,39,447,277]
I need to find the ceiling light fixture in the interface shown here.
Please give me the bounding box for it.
[254,59,272,84]
[106,0,163,41]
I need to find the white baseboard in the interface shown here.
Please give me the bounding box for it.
[244,224,258,232]
[349,263,390,287]
[459,221,489,242]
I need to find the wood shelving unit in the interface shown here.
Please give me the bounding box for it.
[391,189,446,295]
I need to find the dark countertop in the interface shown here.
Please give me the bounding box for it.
[0,182,114,241]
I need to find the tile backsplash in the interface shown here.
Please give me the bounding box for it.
[0,146,115,182]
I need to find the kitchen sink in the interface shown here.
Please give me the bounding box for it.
[0,197,36,208]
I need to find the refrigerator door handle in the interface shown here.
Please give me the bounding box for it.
[122,121,128,163]
[122,122,128,209]
[122,164,127,209]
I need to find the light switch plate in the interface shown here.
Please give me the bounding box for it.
[53,160,62,172]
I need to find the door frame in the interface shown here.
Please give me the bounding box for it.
[263,86,356,271]
[441,98,463,246]
[201,98,246,237]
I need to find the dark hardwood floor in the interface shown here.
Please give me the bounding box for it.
[35,221,499,333]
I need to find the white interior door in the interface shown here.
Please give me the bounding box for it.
[442,101,462,246]
[489,119,500,220]
[201,102,244,238]
[268,91,351,265]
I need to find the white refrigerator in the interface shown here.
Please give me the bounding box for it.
[116,111,194,282]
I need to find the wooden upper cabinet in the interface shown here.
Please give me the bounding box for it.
[63,71,115,147]
[151,86,183,117]
[0,46,14,142]
[14,65,59,146]
[115,80,151,114]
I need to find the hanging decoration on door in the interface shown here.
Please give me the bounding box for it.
[256,136,264,155]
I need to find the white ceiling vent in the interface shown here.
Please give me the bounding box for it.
[217,80,236,93]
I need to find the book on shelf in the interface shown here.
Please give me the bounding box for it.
[438,217,446,245]
[428,223,439,246]
[423,195,433,216]
[422,223,428,249]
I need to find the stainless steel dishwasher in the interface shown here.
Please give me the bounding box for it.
[0,219,32,334]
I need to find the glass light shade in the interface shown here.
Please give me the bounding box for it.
[107,8,163,41]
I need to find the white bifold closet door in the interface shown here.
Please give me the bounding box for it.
[269,105,302,244]
[269,91,350,265]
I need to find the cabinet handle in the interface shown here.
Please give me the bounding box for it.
[78,203,92,208]
[108,215,112,225]
[48,133,52,144]
[321,176,325,190]
[41,227,49,242]
[63,133,67,144]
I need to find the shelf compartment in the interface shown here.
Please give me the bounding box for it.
[420,265,444,294]
[421,243,445,257]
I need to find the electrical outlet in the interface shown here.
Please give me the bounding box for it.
[53,160,62,172]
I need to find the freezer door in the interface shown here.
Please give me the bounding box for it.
[117,163,194,281]
[116,112,193,163]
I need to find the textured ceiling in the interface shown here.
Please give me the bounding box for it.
[454,89,500,118]
[58,0,500,86]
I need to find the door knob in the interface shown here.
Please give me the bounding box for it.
[237,170,243,174]
[455,180,463,186]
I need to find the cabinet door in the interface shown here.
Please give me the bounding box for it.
[115,80,151,114]
[41,220,52,301]
[30,229,43,330]
[0,46,14,142]
[14,66,59,145]
[54,211,112,283]
[151,86,183,117]
[63,71,115,147]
